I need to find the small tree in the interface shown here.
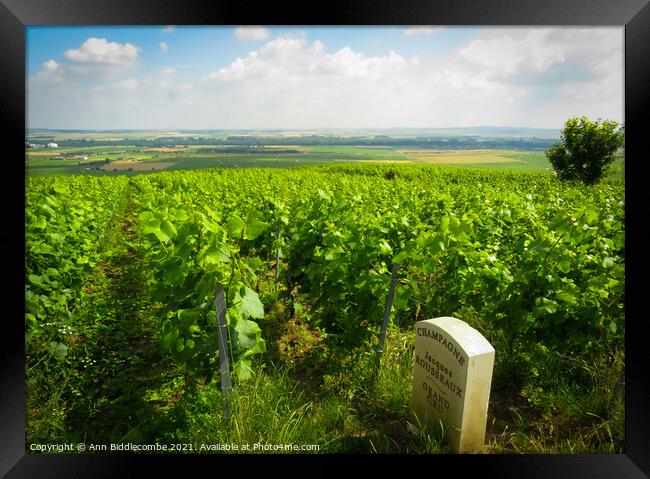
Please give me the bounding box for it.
[546,117,624,184]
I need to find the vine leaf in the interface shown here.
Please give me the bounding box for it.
[237,287,264,319]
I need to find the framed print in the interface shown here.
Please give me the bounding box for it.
[2,0,649,477]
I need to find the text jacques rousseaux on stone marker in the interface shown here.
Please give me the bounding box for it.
[409,317,495,453]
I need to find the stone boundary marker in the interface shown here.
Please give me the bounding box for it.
[409,317,495,453]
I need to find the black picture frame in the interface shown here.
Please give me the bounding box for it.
[2,0,649,476]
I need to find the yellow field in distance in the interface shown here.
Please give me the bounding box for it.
[397,149,525,164]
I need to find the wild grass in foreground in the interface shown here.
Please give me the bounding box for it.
[164,321,622,454]
[26,299,624,454]
[176,330,449,454]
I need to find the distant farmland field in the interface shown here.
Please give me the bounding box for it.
[25,143,623,179]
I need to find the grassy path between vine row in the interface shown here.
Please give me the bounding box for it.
[64,182,183,444]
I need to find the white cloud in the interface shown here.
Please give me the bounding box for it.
[27,28,623,129]
[64,37,140,67]
[31,38,143,92]
[195,29,622,129]
[404,26,444,36]
[459,30,567,78]
[234,26,271,41]
[160,42,168,52]
[458,28,620,80]
[156,78,190,100]
[42,59,60,73]
[113,78,139,92]
[163,26,175,33]
[199,35,432,127]
[451,27,624,126]
[31,59,66,87]
[203,35,411,84]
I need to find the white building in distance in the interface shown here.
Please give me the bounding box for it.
[47,142,58,148]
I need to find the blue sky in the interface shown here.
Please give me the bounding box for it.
[26,26,623,130]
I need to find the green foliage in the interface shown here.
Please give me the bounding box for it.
[25,176,129,353]
[26,165,625,364]
[546,117,624,184]
[134,175,269,382]
[276,165,624,357]
[25,163,624,452]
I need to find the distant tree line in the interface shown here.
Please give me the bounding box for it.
[43,135,557,150]
[197,148,301,154]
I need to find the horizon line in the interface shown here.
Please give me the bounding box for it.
[26,125,562,132]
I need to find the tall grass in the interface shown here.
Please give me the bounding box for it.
[179,325,448,453]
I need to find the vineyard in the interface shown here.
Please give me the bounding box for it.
[25,163,625,453]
